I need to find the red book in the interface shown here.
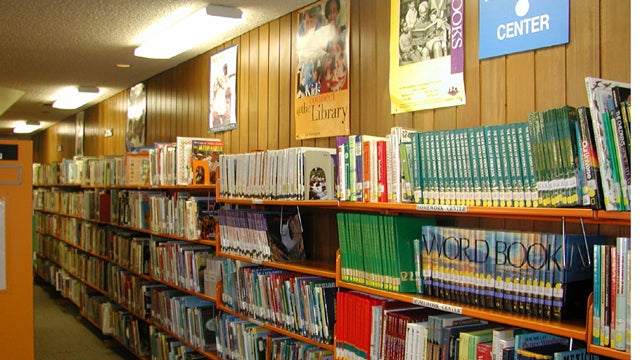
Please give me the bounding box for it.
[476,341,493,360]
[376,140,388,202]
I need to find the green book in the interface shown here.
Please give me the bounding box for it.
[410,132,423,204]
[389,215,435,293]
[419,131,431,205]
[459,328,495,360]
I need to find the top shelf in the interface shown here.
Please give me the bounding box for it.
[33,183,217,191]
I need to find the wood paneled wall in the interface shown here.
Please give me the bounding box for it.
[34,0,630,162]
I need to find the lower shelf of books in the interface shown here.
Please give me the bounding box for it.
[335,251,588,342]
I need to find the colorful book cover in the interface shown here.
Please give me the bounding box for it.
[376,139,388,203]
[303,149,336,200]
[576,106,604,209]
[584,76,630,210]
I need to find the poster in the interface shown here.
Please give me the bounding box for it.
[209,45,238,133]
[74,111,84,156]
[389,0,466,114]
[294,0,350,140]
[125,82,146,152]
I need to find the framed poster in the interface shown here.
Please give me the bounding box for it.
[125,82,146,152]
[389,0,466,113]
[209,45,238,133]
[294,0,350,140]
[74,111,84,156]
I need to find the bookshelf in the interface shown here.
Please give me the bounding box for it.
[216,189,630,359]
[33,183,222,360]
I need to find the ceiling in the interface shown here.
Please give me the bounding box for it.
[0,0,315,137]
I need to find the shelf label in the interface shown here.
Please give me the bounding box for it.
[412,297,462,314]
[251,258,263,265]
[416,204,468,213]
[252,199,263,204]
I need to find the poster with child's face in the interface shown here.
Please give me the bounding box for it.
[294,0,350,140]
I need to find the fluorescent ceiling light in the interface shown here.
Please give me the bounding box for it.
[134,5,243,59]
[52,86,100,109]
[13,120,41,134]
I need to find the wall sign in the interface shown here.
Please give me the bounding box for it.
[479,0,569,59]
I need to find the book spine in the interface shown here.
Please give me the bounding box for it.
[610,88,631,210]
[419,132,430,205]
[411,132,422,204]
[377,140,388,203]
[614,237,629,351]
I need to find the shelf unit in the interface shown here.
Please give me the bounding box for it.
[33,183,222,360]
[218,194,631,359]
[33,180,631,359]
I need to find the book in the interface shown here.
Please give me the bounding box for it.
[552,347,599,360]
[584,76,631,210]
[458,328,494,360]
[191,138,224,185]
[609,85,631,209]
[125,151,151,186]
[476,341,493,360]
[613,237,630,351]
[302,148,336,200]
[175,137,222,185]
[513,332,570,360]
[576,106,604,209]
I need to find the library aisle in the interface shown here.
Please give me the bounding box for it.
[33,280,137,360]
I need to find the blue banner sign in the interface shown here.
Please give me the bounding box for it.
[479,0,569,59]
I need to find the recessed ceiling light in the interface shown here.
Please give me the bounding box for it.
[116,63,131,68]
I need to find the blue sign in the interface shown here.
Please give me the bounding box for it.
[479,0,569,59]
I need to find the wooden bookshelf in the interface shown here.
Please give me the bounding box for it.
[33,185,221,358]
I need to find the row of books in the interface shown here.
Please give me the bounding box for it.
[32,136,224,187]
[34,187,218,241]
[36,234,109,292]
[218,147,336,200]
[592,238,631,352]
[218,208,307,262]
[584,77,631,211]
[216,312,334,360]
[220,260,338,345]
[418,225,603,321]
[36,218,216,304]
[35,257,201,359]
[35,212,152,276]
[147,287,217,352]
[336,212,604,321]
[150,325,206,360]
[338,115,591,209]
[336,290,597,360]
[148,236,217,294]
[337,212,435,293]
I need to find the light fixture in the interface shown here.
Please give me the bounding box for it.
[13,120,41,134]
[134,4,243,59]
[52,86,101,110]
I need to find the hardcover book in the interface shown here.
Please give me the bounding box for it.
[584,76,631,210]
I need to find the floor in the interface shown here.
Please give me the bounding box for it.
[33,280,138,360]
